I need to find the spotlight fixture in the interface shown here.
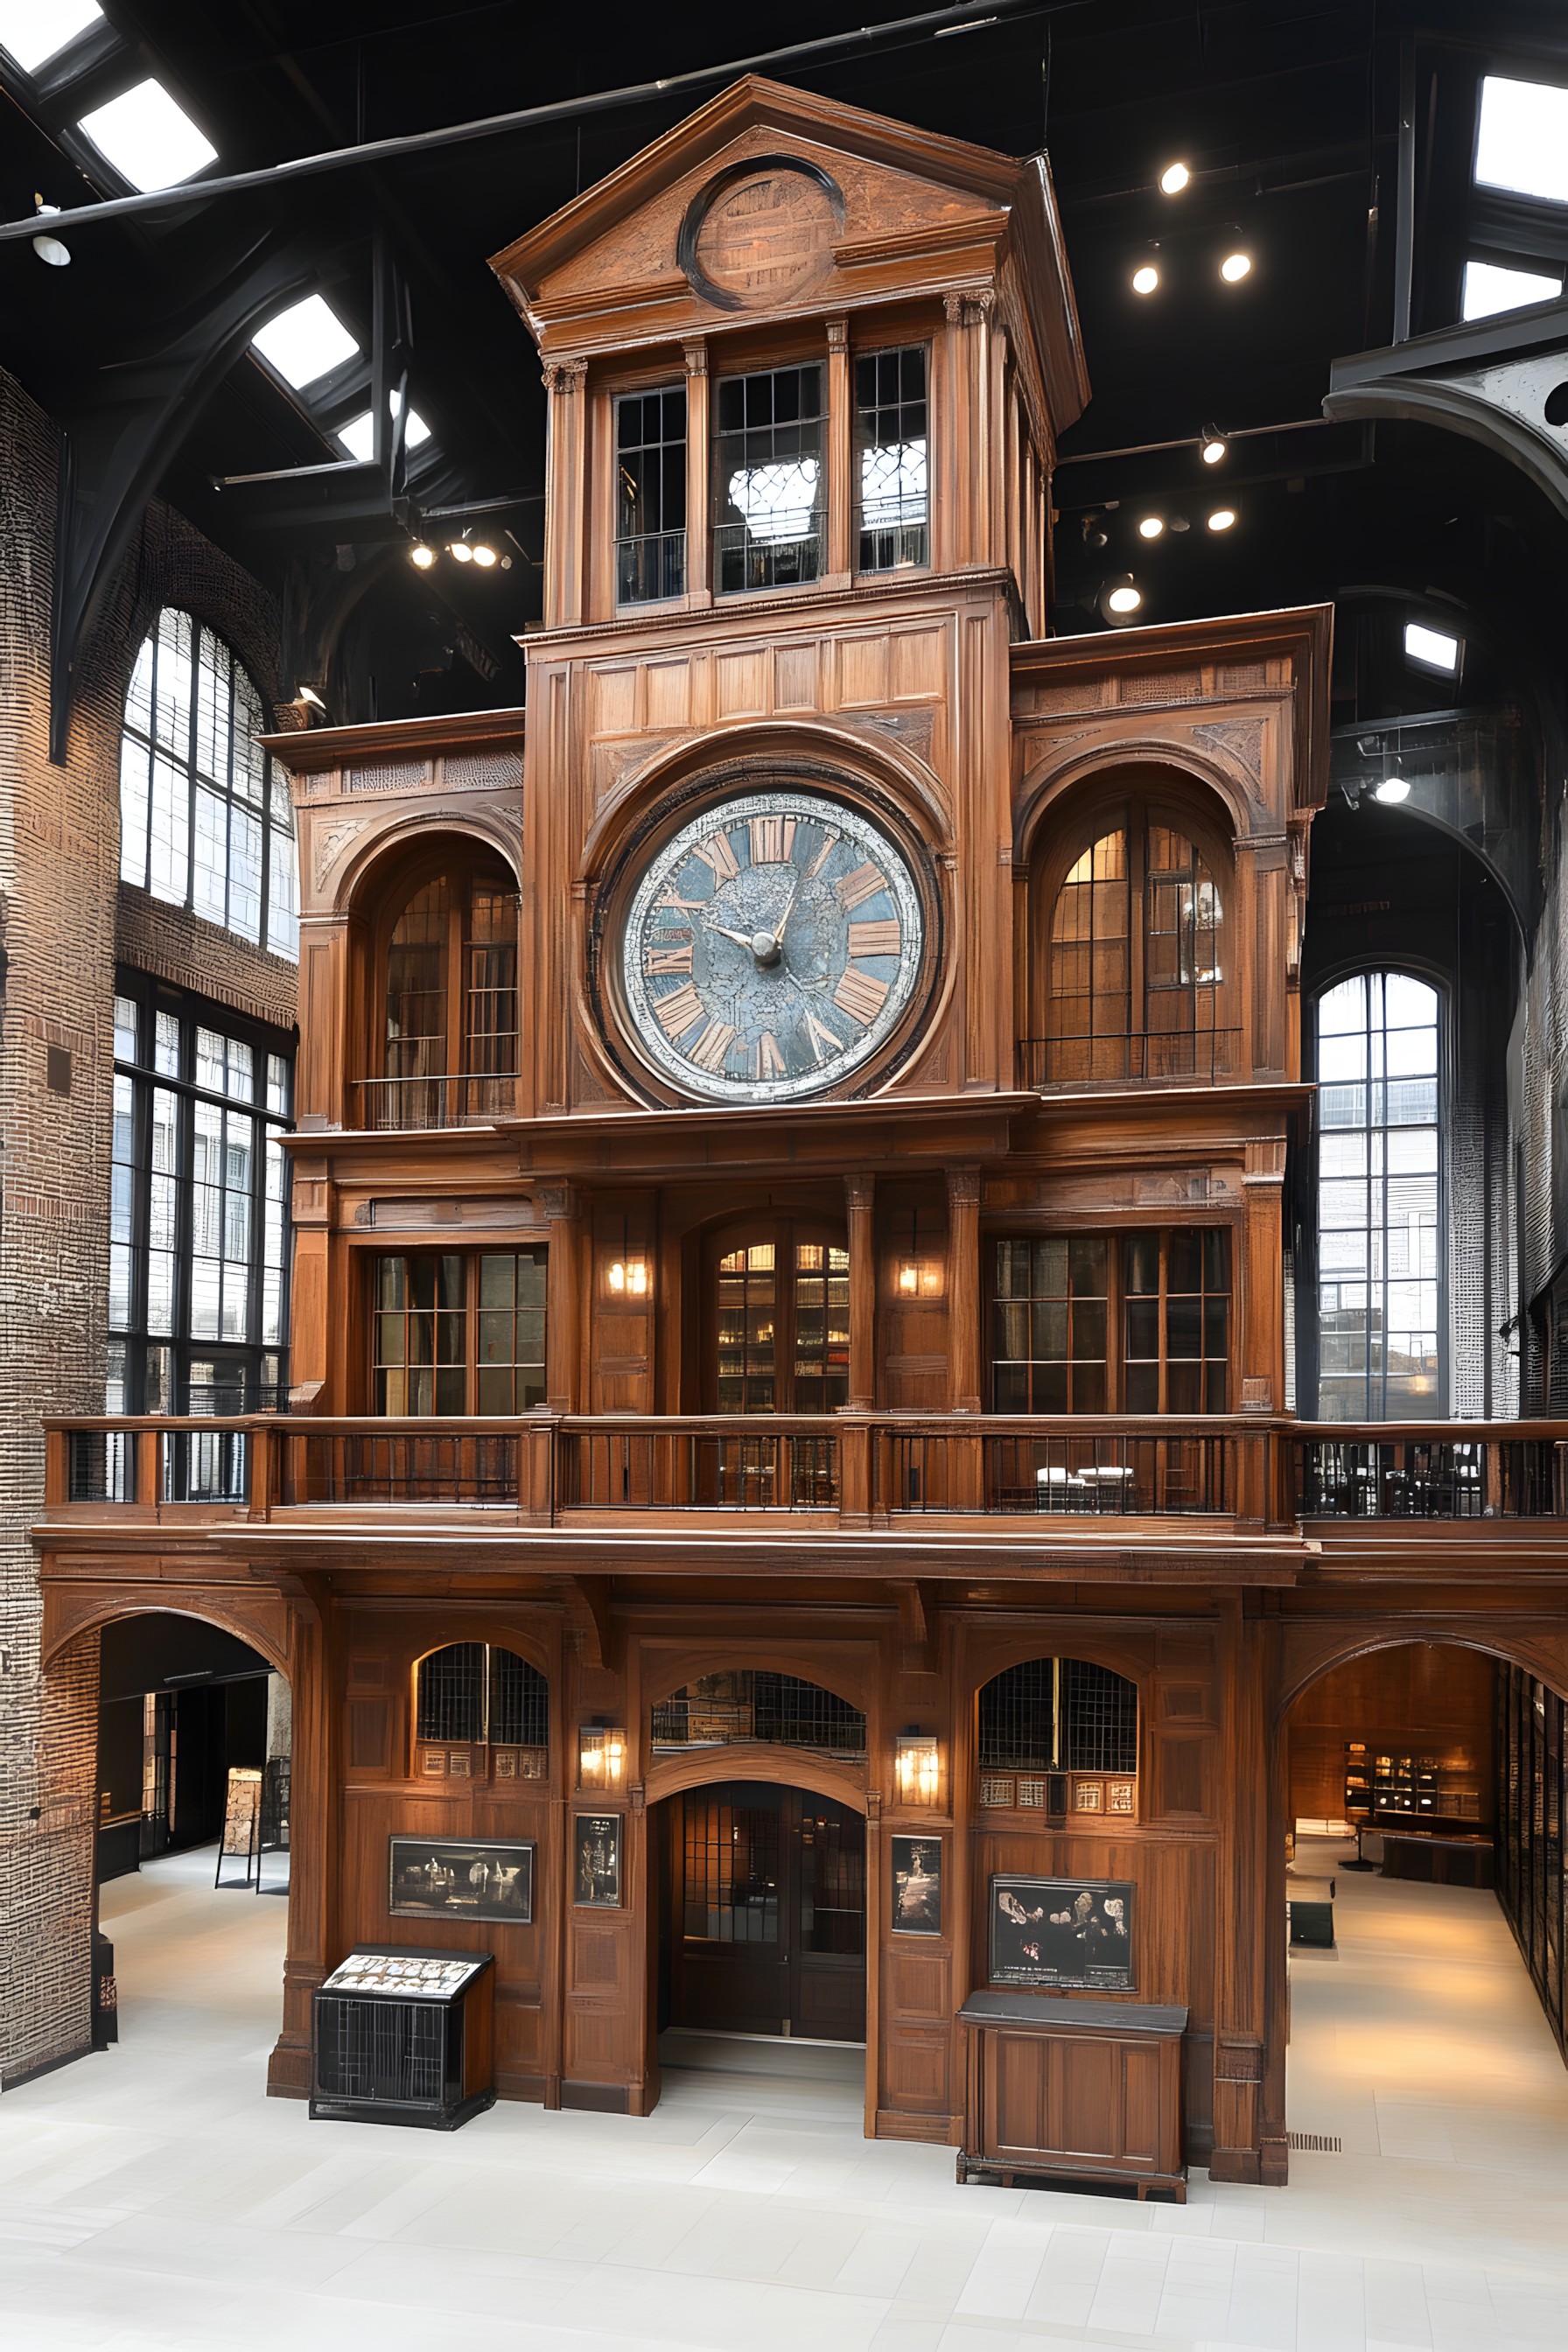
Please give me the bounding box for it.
[1207,508,1236,531]
[31,199,70,268]
[408,542,436,570]
[1220,250,1252,283]
[1138,515,1165,539]
[298,684,326,710]
[1168,514,1192,533]
[1101,577,1144,622]
[1374,765,1410,805]
[448,539,473,563]
[1131,262,1160,295]
[1200,428,1228,466]
[470,542,499,568]
[1158,160,1191,195]
[1081,513,1109,551]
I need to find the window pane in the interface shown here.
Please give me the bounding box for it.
[715,365,825,593]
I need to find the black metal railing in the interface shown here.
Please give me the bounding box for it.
[557,1426,839,1511]
[1294,1432,1568,1519]
[887,1425,1236,1516]
[280,1430,521,1506]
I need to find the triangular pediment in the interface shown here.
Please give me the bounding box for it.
[489,76,1086,429]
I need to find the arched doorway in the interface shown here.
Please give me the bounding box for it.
[644,1669,872,2118]
[1273,1632,1568,2166]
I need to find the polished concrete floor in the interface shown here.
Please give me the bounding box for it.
[0,1836,1564,2349]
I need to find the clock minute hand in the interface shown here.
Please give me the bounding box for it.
[772,870,806,949]
[702,917,759,949]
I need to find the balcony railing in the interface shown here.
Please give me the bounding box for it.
[353,1071,516,1130]
[1016,1028,1242,1090]
[41,1414,1568,1536]
[1293,1428,1568,1519]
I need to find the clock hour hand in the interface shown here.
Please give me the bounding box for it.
[702,918,759,949]
[704,913,785,968]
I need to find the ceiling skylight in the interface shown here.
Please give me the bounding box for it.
[77,79,218,192]
[338,395,431,462]
[1461,259,1563,321]
[251,297,360,391]
[1474,75,1568,205]
[0,0,103,74]
[1404,621,1460,676]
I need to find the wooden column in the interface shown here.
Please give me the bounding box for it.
[825,314,852,587]
[844,1172,876,1413]
[267,1577,332,2099]
[947,1166,983,1413]
[1210,1594,1269,2181]
[1241,1138,1287,1518]
[542,1181,582,1413]
[682,339,710,605]
[542,357,588,628]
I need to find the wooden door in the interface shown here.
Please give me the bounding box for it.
[667,1784,866,2040]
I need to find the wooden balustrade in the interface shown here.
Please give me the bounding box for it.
[38,1413,1568,1534]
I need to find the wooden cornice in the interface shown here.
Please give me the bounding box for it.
[259,706,526,774]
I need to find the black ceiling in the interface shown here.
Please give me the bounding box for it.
[3,0,1565,746]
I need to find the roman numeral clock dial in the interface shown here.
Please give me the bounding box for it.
[620,789,927,1102]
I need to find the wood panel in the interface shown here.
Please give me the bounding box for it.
[1287,1643,1497,1824]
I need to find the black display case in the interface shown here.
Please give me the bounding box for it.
[311,1945,495,2130]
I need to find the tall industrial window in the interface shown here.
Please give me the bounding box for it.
[1043,810,1225,1083]
[616,383,687,604]
[120,608,298,960]
[370,852,518,1129]
[714,363,825,592]
[372,1250,546,1414]
[856,346,928,571]
[991,1229,1229,1412]
[1315,971,1443,1418]
[108,977,293,1414]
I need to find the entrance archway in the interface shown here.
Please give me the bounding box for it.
[1268,1629,1568,2168]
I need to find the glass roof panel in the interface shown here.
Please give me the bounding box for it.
[1404,622,1460,675]
[251,296,360,390]
[77,78,218,192]
[0,0,103,74]
[338,397,431,461]
[1475,75,1568,205]
[1461,259,1563,321]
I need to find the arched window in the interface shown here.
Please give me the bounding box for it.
[1314,970,1442,1418]
[710,1222,849,1411]
[652,1670,866,1755]
[1041,802,1225,1083]
[120,609,298,959]
[368,850,518,1128]
[976,1657,1139,1814]
[414,1642,549,1782]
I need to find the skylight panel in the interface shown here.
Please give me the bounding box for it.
[77,79,218,192]
[251,297,360,391]
[0,0,103,74]
[1461,259,1563,320]
[338,397,431,462]
[1404,622,1460,676]
[1474,76,1568,205]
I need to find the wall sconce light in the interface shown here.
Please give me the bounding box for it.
[606,1214,650,1298]
[894,1209,942,1300]
[578,1718,626,1793]
[894,1728,941,1809]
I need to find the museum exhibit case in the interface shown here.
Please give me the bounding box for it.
[312,1947,497,2130]
[33,68,1568,2190]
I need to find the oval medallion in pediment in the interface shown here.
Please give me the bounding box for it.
[684,159,843,311]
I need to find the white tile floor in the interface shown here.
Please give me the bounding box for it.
[1,1835,1565,2349]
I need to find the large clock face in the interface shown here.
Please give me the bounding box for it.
[620,788,927,1103]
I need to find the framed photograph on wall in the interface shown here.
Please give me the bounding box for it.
[574,1813,622,1907]
[891,1835,943,1936]
[988,1873,1134,1992]
[388,1836,535,1924]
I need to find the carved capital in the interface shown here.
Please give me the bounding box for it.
[542,357,588,396]
[1243,1138,1287,1186]
[825,313,849,350]
[943,288,995,326]
[682,338,709,378]
[538,1181,578,1223]
[946,1164,983,1210]
[844,1172,876,1215]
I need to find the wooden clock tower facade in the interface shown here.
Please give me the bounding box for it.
[62,72,1534,2193]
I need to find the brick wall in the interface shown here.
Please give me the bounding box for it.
[0,360,293,2086]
